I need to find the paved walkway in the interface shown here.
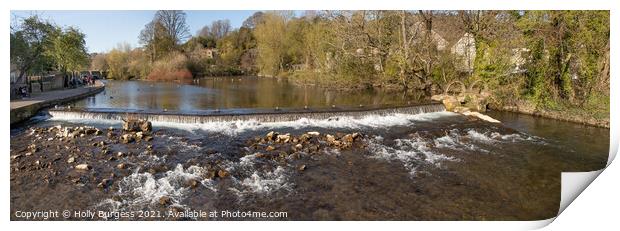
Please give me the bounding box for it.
[10,81,105,125]
[11,81,104,110]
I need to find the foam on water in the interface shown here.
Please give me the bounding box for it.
[157,111,456,136]
[433,129,480,151]
[49,107,456,136]
[367,136,456,175]
[220,153,293,197]
[466,130,497,143]
[467,129,544,144]
[48,115,121,126]
[98,164,208,214]
[237,166,291,194]
[432,128,546,154]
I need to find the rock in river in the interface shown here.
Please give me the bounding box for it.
[159,196,171,206]
[122,119,152,132]
[217,169,230,178]
[75,164,91,171]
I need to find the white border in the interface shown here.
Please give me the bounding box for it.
[2,0,617,230]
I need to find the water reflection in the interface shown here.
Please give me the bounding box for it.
[72,77,426,112]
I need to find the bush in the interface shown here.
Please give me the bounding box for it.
[147,52,193,81]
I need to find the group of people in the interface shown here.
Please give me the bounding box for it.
[17,86,29,98]
[66,74,96,88]
[82,75,96,86]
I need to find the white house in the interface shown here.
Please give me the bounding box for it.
[411,22,449,51]
[451,33,476,73]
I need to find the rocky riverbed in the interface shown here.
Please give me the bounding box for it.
[10,111,609,221]
[10,121,370,220]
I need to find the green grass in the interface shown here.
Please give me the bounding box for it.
[535,93,609,120]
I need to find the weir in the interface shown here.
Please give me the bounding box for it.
[48,103,446,124]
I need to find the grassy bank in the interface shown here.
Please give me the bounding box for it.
[492,96,609,128]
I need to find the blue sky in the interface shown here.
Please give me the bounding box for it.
[11,10,259,53]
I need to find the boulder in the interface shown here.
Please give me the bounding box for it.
[122,119,152,132]
[325,134,336,143]
[342,134,354,143]
[299,134,311,142]
[462,93,488,112]
[276,134,291,143]
[28,144,38,153]
[140,121,152,133]
[117,163,127,169]
[206,170,217,179]
[430,94,448,101]
[85,128,97,135]
[453,106,471,113]
[294,144,303,150]
[441,96,460,112]
[187,179,200,188]
[75,164,91,171]
[159,196,171,206]
[217,169,229,178]
[266,131,278,141]
[97,179,111,188]
[120,134,135,143]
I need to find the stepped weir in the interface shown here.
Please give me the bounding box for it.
[48,103,446,124]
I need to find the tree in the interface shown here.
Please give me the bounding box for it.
[254,12,288,76]
[10,15,56,84]
[47,26,90,75]
[457,10,520,97]
[216,27,256,68]
[518,11,610,106]
[139,21,176,62]
[105,43,132,80]
[90,53,108,71]
[153,10,190,44]
[242,11,265,29]
[210,19,232,39]
[140,11,190,62]
[198,25,211,38]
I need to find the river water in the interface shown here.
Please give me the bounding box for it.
[9,77,609,221]
[69,78,426,112]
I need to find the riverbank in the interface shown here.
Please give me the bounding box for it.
[492,100,610,129]
[10,81,105,125]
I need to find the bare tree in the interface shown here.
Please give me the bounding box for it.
[197,19,231,39]
[154,10,190,44]
[198,25,210,37]
[209,19,231,39]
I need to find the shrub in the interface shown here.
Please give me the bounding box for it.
[147,52,193,81]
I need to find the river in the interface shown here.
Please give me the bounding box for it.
[69,78,426,112]
[9,77,609,220]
